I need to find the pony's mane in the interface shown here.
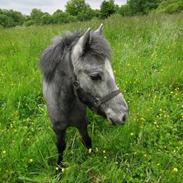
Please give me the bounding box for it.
[40,31,111,81]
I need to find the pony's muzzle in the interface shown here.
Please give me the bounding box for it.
[106,108,128,125]
[109,113,128,125]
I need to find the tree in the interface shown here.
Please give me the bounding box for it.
[118,4,131,16]
[0,9,25,27]
[66,0,88,16]
[0,13,9,27]
[93,9,101,18]
[30,9,44,25]
[7,10,25,25]
[127,0,159,15]
[77,7,95,21]
[65,0,94,21]
[52,10,76,24]
[41,13,53,25]
[100,0,116,19]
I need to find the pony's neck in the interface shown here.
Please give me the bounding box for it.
[63,51,76,95]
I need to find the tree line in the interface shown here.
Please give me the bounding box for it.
[0,0,182,28]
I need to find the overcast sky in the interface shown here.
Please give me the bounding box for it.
[0,0,127,15]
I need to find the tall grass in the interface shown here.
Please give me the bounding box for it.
[0,14,183,183]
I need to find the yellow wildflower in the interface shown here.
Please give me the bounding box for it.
[88,148,92,154]
[29,159,33,163]
[172,168,178,172]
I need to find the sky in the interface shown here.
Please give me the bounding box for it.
[0,0,127,15]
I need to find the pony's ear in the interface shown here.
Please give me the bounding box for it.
[94,24,103,35]
[73,28,91,57]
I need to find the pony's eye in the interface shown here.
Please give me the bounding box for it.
[90,74,102,81]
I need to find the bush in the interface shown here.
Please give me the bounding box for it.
[41,13,53,25]
[52,11,77,24]
[154,0,183,14]
[23,20,34,27]
[127,0,159,15]
[77,8,94,21]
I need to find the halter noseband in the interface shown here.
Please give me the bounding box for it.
[69,53,121,114]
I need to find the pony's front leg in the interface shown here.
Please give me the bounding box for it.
[78,121,92,149]
[53,123,67,166]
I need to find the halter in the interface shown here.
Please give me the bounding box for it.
[69,53,121,114]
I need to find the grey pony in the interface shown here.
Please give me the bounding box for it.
[40,24,128,166]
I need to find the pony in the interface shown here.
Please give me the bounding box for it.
[40,24,128,166]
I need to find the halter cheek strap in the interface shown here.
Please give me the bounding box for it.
[69,53,121,113]
[73,79,121,115]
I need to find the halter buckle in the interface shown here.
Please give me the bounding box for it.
[94,98,101,107]
[73,81,80,89]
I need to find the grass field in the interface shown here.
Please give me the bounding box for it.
[0,13,183,183]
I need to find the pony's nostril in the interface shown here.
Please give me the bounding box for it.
[108,113,128,125]
[122,114,127,122]
[109,117,115,124]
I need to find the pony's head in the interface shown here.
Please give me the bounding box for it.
[71,25,128,125]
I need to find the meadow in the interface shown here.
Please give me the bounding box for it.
[0,13,183,183]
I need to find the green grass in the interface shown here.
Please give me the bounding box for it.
[0,14,183,183]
